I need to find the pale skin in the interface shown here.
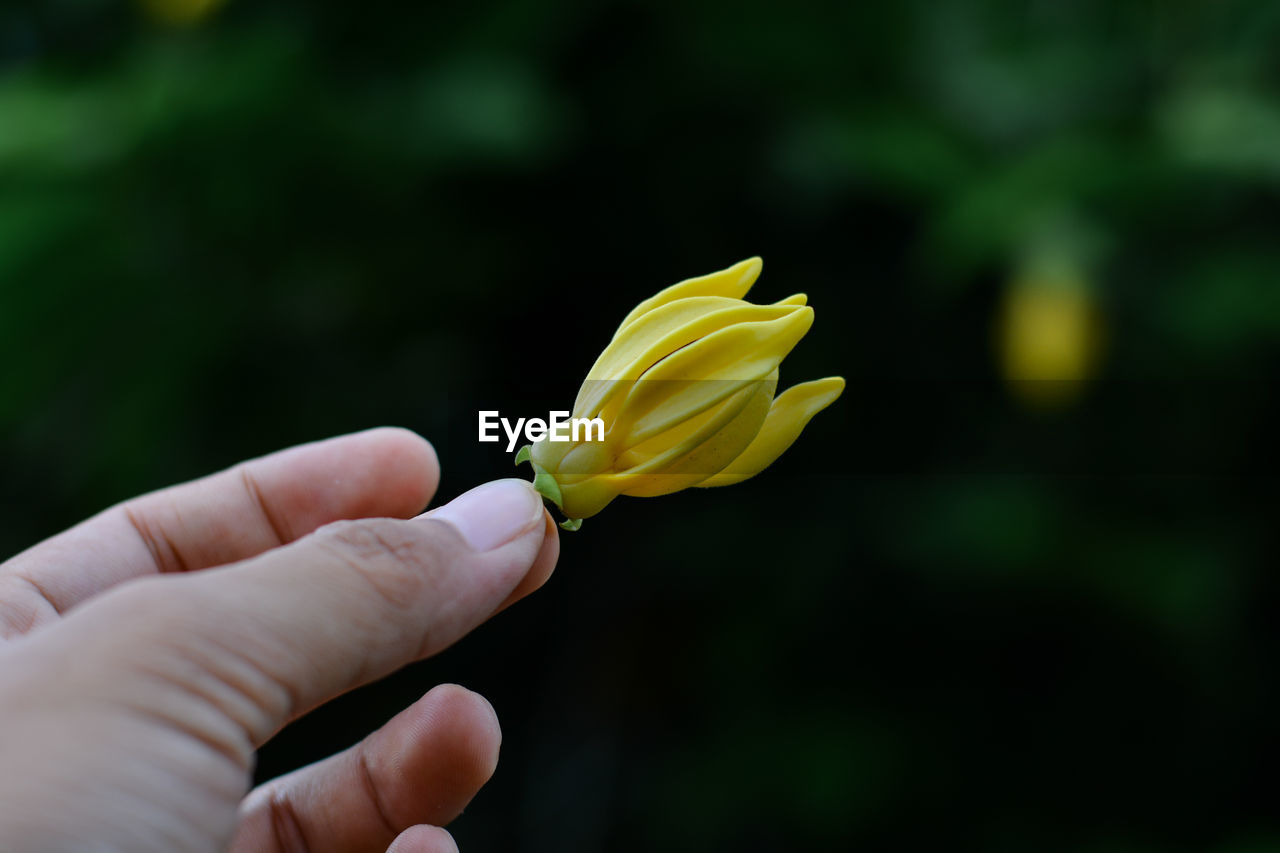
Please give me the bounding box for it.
[0,428,560,853]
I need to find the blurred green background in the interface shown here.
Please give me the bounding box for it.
[3,0,1279,850]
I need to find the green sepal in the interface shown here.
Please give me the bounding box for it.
[517,445,580,531]
[531,468,564,507]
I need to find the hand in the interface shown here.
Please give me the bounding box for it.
[0,428,559,853]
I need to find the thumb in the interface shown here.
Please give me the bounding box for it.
[58,478,554,754]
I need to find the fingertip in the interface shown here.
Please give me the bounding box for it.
[496,510,560,611]
[360,427,441,513]
[354,683,501,831]
[534,509,561,590]
[414,683,501,784]
[386,824,458,853]
[252,427,442,529]
[423,479,543,552]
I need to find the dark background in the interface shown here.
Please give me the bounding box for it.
[2,1,1279,850]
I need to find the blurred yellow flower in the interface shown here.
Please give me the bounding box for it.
[519,258,843,528]
[998,257,1103,408]
[138,0,227,27]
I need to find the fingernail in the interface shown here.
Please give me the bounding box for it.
[424,479,543,551]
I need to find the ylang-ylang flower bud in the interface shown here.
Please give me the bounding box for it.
[517,257,843,528]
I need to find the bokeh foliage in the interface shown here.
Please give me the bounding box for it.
[2,1,1278,850]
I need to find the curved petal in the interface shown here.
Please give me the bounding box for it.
[557,475,627,520]
[618,371,776,497]
[573,297,801,419]
[606,306,813,447]
[695,376,845,488]
[612,257,763,337]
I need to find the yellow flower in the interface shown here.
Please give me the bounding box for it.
[998,256,1103,409]
[519,257,843,528]
[138,0,227,26]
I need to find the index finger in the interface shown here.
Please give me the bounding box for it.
[0,428,439,639]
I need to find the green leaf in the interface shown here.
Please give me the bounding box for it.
[559,518,582,532]
[513,444,532,466]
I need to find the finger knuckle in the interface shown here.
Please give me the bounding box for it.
[315,518,447,610]
[264,786,311,853]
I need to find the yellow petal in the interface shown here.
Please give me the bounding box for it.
[612,257,763,336]
[606,306,813,447]
[557,375,772,514]
[695,376,844,488]
[550,368,771,484]
[574,299,806,420]
[558,373,762,486]
[618,370,776,497]
[617,370,775,469]
[557,476,627,520]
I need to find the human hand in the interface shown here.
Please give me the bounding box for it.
[0,428,559,853]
